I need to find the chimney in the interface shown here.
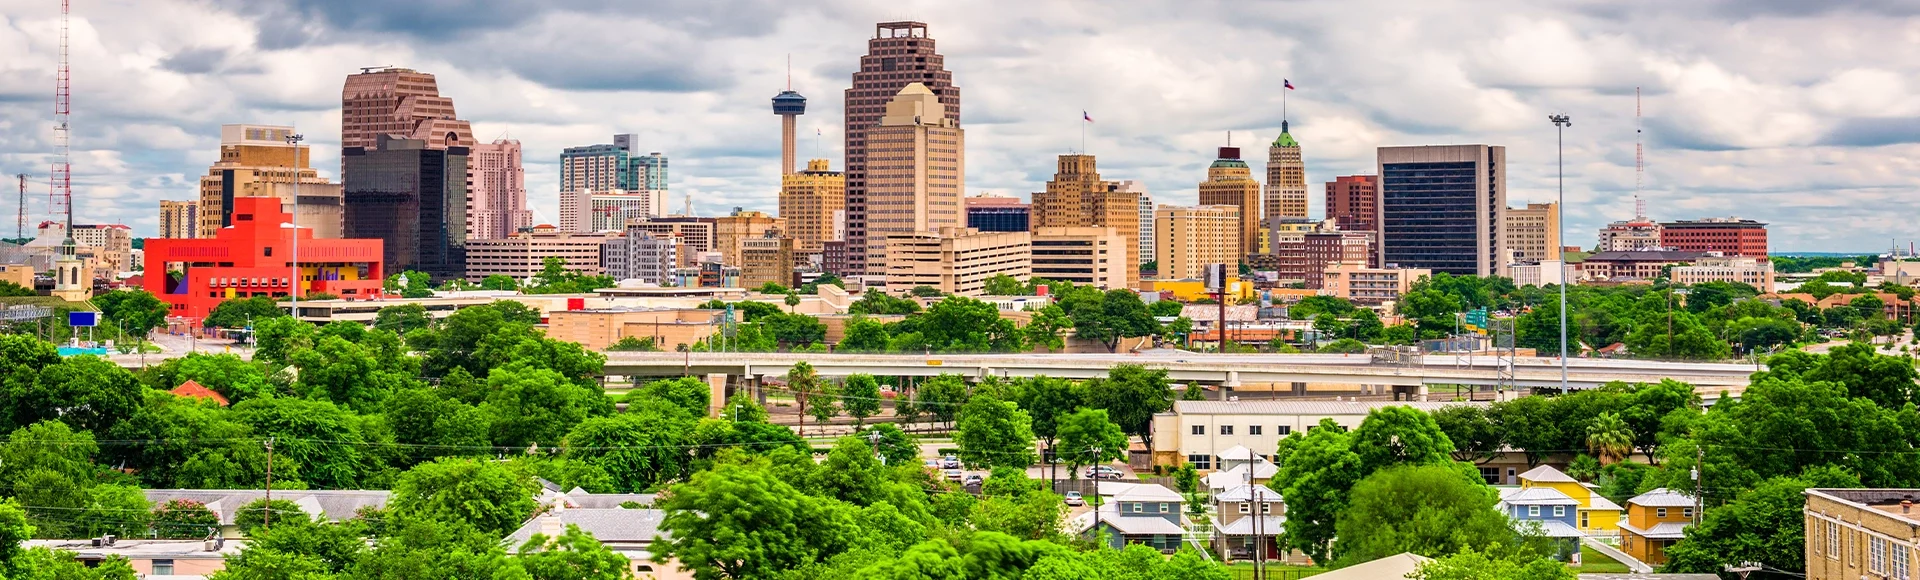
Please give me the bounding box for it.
[1903,500,1912,514]
[538,502,567,539]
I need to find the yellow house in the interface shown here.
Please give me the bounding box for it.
[1518,465,1623,534]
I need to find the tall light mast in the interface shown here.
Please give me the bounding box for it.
[52,0,72,235]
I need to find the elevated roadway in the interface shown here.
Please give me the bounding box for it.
[603,352,1759,398]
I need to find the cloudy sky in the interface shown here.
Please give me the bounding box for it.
[2,0,1916,252]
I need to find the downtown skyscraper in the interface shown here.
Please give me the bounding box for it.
[844,21,960,278]
[1264,122,1308,220]
[1031,154,1140,288]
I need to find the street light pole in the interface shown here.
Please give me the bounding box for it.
[1549,114,1571,391]
[285,132,304,320]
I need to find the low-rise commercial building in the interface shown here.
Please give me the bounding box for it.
[545,308,723,351]
[713,209,785,267]
[738,234,795,289]
[1320,262,1431,306]
[1661,217,1767,258]
[884,228,1031,296]
[1509,260,1577,288]
[604,231,680,285]
[1155,205,1240,280]
[1149,400,1479,470]
[462,227,620,283]
[1804,488,1920,580]
[1030,226,1125,289]
[1671,254,1775,292]
[1581,250,1703,282]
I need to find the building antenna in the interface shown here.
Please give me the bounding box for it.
[14,174,25,240]
[1634,86,1645,220]
[52,0,73,231]
[786,53,792,91]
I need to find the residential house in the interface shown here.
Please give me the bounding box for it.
[1619,488,1695,567]
[1086,483,1187,553]
[1212,484,1284,562]
[23,538,245,577]
[1496,487,1584,560]
[1516,465,1623,536]
[142,489,390,539]
[1803,488,1920,580]
[503,505,690,580]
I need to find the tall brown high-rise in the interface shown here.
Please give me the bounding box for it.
[1197,147,1262,260]
[340,67,474,154]
[1325,175,1378,233]
[863,84,965,276]
[1264,122,1307,220]
[1031,154,1139,288]
[844,21,960,278]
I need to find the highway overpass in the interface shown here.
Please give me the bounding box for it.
[603,351,1760,399]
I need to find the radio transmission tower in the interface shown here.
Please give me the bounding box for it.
[51,0,74,232]
[1634,86,1645,219]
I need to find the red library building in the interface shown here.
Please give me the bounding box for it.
[144,196,385,320]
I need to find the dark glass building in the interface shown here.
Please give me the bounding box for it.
[967,205,1030,232]
[343,135,470,281]
[1375,145,1506,276]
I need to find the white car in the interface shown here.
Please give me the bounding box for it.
[944,469,965,482]
[1063,491,1086,506]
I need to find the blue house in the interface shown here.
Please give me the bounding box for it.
[1496,486,1584,560]
[1086,483,1187,553]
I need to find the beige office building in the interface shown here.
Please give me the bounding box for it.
[625,218,715,258]
[197,124,344,239]
[1031,226,1126,290]
[1320,262,1432,306]
[1671,254,1775,292]
[1156,205,1241,280]
[713,210,786,267]
[1504,202,1561,263]
[739,234,795,289]
[159,201,198,239]
[462,226,621,283]
[1198,147,1263,260]
[778,159,846,255]
[864,83,964,275]
[884,228,1029,296]
[1031,154,1141,287]
[1264,124,1308,221]
[560,189,669,233]
[35,222,132,275]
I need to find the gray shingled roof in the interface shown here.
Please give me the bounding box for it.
[503,508,668,552]
[143,489,389,526]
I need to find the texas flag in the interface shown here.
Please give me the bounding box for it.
[1083,111,1094,122]
[1284,79,1296,90]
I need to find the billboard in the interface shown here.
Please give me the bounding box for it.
[68,311,98,327]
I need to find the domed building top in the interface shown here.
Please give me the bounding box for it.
[1272,120,1298,148]
[772,90,807,115]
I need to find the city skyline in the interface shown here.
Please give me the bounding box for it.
[0,1,1914,251]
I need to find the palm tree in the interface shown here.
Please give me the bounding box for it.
[1585,412,1635,465]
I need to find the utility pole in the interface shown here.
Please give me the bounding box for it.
[13,174,23,241]
[1089,445,1103,548]
[264,437,275,530]
[1692,444,1703,526]
[1247,460,1264,580]
[868,429,884,465]
[1550,114,1571,390]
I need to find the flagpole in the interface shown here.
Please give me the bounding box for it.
[1080,113,1086,154]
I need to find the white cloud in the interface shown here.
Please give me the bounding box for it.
[0,0,1915,252]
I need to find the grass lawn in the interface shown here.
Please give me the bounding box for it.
[1224,562,1326,579]
[1572,545,1633,573]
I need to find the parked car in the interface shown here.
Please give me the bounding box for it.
[1063,491,1086,506]
[1087,466,1126,480]
[923,458,940,469]
[944,469,964,482]
[940,455,961,469]
[962,474,984,487]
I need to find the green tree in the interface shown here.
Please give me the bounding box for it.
[517,524,634,580]
[1662,468,1861,575]
[373,303,433,335]
[1180,382,1206,401]
[479,274,519,291]
[1624,310,1730,360]
[848,290,921,315]
[1727,316,1799,353]
[1084,364,1172,452]
[231,397,371,489]
[152,498,221,539]
[627,376,711,417]
[1024,304,1072,352]
[839,316,892,353]
[841,374,882,427]
[389,457,538,537]
[94,289,168,352]
[1054,408,1127,479]
[786,362,830,436]
[1289,296,1357,320]
[1395,288,1462,334]
[1411,546,1574,580]
[233,498,311,536]
[0,280,34,296]
[4,355,144,434]
[1349,405,1455,473]
[653,462,857,580]
[756,281,791,294]
[760,312,828,348]
[1066,289,1161,353]
[856,424,921,467]
[481,365,612,449]
[908,285,944,298]
[203,296,286,328]
[564,409,696,493]
[919,295,1026,353]
[142,352,271,402]
[1584,412,1634,464]
[1268,419,1363,562]
[1316,338,1367,353]
[954,393,1038,470]
[1332,464,1528,566]
[1430,405,1503,464]
[605,335,660,352]
[983,274,1028,296]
